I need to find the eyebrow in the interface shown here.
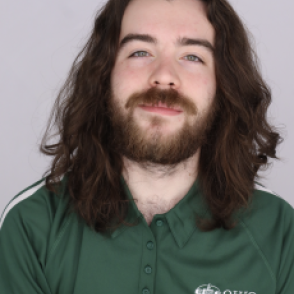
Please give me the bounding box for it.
[118,33,214,53]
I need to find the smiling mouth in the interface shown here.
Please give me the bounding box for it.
[139,102,183,112]
[139,104,183,116]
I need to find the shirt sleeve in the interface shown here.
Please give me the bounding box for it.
[0,204,52,294]
[277,201,294,293]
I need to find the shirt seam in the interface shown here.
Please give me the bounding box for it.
[46,214,72,263]
[238,217,276,286]
[0,180,45,230]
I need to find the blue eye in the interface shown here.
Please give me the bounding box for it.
[129,51,203,63]
[129,51,150,57]
[184,55,203,63]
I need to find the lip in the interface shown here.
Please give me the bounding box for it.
[139,105,183,116]
[140,103,183,111]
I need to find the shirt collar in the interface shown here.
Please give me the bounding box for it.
[111,175,210,248]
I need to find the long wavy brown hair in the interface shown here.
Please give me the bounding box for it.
[41,0,283,232]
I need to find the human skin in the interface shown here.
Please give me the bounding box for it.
[110,0,216,224]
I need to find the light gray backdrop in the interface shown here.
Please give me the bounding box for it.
[1,0,293,213]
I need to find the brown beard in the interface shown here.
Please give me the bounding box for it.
[108,87,218,166]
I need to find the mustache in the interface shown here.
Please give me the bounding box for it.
[125,87,197,116]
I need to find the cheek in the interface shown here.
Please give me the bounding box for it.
[114,61,144,81]
[112,63,144,92]
[202,76,216,100]
[184,73,216,109]
[185,70,211,85]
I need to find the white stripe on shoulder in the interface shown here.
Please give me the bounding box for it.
[0,181,45,229]
[254,182,278,196]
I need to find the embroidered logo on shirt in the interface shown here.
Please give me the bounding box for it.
[195,283,256,294]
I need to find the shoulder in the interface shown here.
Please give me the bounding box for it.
[238,181,294,233]
[1,179,50,230]
[0,176,76,290]
[0,177,70,231]
[250,182,294,221]
[237,182,294,284]
[0,176,72,259]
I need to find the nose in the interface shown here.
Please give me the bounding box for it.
[148,58,180,90]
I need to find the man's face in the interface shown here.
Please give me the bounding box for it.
[109,0,217,165]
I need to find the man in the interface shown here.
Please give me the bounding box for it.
[0,0,293,293]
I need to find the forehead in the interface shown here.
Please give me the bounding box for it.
[120,0,214,45]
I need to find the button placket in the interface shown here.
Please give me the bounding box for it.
[139,227,157,294]
[156,219,164,227]
[144,265,152,274]
[146,241,154,250]
[142,288,150,294]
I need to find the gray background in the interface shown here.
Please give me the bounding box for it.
[1,0,293,213]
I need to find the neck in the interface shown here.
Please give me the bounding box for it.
[122,150,200,224]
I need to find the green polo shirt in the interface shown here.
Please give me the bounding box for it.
[0,175,294,294]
